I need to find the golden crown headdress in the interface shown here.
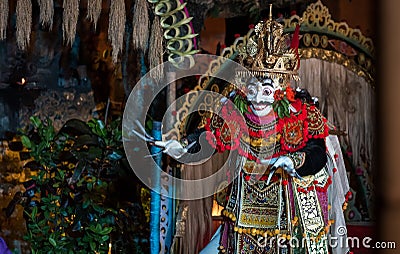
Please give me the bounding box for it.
[237,5,301,84]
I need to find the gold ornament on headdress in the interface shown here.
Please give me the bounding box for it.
[237,5,300,83]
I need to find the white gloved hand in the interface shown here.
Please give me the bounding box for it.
[130,120,194,160]
[155,140,186,159]
[271,156,296,177]
[260,156,297,177]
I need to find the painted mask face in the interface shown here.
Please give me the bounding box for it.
[246,77,276,116]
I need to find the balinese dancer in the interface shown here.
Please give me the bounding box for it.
[137,6,350,254]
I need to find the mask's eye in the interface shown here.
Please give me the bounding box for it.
[263,87,272,96]
[247,86,257,96]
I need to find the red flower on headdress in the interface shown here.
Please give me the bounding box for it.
[285,87,295,102]
[249,24,255,29]
[274,89,285,101]
[234,33,241,38]
[274,87,295,103]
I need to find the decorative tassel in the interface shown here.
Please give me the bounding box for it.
[149,16,164,82]
[290,24,300,49]
[108,0,125,63]
[38,0,54,29]
[0,0,8,40]
[16,0,32,50]
[62,0,80,46]
[86,0,101,30]
[132,0,149,51]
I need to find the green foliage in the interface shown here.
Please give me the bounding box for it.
[233,94,249,115]
[273,98,292,119]
[20,117,149,253]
